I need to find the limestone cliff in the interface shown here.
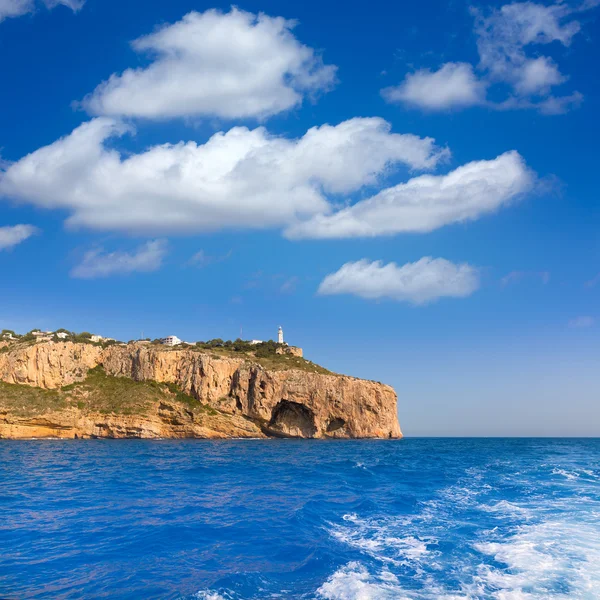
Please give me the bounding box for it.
[0,342,402,440]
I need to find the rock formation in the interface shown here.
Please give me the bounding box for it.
[0,342,402,440]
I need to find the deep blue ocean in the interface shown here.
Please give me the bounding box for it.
[1,438,599,599]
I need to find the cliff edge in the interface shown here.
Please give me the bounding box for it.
[0,342,402,440]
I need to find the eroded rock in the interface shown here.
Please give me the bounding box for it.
[0,342,402,439]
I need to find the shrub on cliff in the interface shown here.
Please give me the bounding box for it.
[254,341,282,357]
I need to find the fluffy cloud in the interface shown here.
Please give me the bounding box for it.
[474,1,579,88]
[81,8,337,120]
[318,258,480,304]
[0,0,83,22]
[70,240,167,279]
[0,0,32,20]
[385,1,597,113]
[286,151,534,239]
[382,62,486,110]
[0,224,37,250]
[0,117,448,234]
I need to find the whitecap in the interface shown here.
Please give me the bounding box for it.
[316,562,410,600]
[552,468,580,481]
[473,517,600,599]
[479,500,533,519]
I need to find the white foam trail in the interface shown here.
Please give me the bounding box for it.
[316,562,410,600]
[552,468,580,481]
[479,500,533,519]
[329,514,436,568]
[322,459,600,600]
[474,517,600,599]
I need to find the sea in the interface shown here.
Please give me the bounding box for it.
[1,438,599,599]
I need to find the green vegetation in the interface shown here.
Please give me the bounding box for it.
[0,380,67,416]
[251,352,332,375]
[161,381,219,415]
[190,339,332,375]
[0,328,123,348]
[0,330,333,375]
[0,366,217,418]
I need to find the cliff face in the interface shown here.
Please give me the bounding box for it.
[0,342,102,388]
[0,404,264,440]
[0,342,402,440]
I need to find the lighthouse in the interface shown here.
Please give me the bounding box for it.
[278,326,284,345]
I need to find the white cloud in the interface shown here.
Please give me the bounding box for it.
[0,224,38,250]
[513,56,566,96]
[0,116,448,235]
[0,0,32,20]
[286,151,534,239]
[382,62,486,110]
[473,1,585,107]
[46,0,83,9]
[0,0,83,22]
[318,258,480,305]
[70,240,167,279]
[568,316,595,329]
[384,1,597,113]
[81,8,337,120]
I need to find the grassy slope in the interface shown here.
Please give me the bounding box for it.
[0,366,218,418]
[189,346,333,375]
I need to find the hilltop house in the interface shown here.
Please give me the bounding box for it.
[32,330,53,338]
[162,335,182,347]
[31,330,53,342]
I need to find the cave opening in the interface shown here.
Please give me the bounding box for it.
[268,400,317,438]
[326,417,346,433]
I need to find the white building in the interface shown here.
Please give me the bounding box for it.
[90,335,115,343]
[56,332,69,339]
[249,340,263,345]
[162,335,182,347]
[278,326,284,345]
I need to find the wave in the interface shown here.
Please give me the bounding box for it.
[321,461,600,599]
[316,562,409,599]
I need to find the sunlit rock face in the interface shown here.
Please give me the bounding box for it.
[0,342,402,440]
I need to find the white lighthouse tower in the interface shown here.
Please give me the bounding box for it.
[278,326,284,345]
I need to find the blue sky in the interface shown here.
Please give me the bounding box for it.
[0,0,599,435]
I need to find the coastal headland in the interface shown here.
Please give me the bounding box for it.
[0,338,402,440]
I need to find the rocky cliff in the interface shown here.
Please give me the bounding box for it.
[0,342,402,440]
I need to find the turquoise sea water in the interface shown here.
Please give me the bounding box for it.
[1,438,599,599]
